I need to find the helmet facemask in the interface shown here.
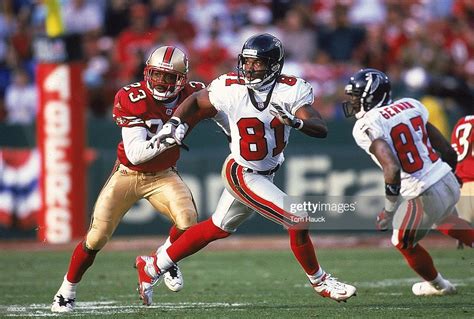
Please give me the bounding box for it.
[143,46,189,101]
[237,53,282,90]
[144,66,186,101]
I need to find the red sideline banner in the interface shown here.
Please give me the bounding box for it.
[36,63,86,243]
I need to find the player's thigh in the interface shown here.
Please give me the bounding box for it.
[391,198,429,249]
[457,181,474,223]
[146,169,197,230]
[212,188,254,233]
[87,168,139,249]
[391,174,460,248]
[221,157,306,228]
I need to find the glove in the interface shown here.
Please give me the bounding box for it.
[269,102,304,130]
[376,209,394,232]
[157,117,187,146]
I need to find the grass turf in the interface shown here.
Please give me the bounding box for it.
[0,246,472,318]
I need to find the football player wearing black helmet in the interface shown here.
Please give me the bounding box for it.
[237,33,285,90]
[342,68,392,119]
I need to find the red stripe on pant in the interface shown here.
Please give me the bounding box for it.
[397,200,414,249]
[224,159,295,228]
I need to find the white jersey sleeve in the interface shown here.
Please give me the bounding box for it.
[272,77,314,115]
[207,74,234,113]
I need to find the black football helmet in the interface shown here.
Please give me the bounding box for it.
[237,33,284,90]
[342,68,392,119]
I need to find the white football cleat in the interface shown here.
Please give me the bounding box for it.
[51,293,75,313]
[312,273,357,302]
[412,280,457,296]
[164,264,184,292]
[134,256,161,306]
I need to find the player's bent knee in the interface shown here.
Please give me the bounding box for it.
[175,209,198,230]
[85,220,114,250]
[85,231,110,251]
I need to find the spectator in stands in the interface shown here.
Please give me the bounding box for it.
[4,67,36,124]
[114,2,160,85]
[317,3,366,63]
[61,0,103,35]
[278,5,316,63]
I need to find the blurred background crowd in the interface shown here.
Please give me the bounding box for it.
[0,0,473,137]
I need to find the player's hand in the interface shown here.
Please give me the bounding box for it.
[269,102,304,130]
[158,117,184,146]
[376,209,394,232]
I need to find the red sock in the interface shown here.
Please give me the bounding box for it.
[167,218,230,262]
[397,244,437,281]
[288,229,320,275]
[436,214,474,247]
[66,240,99,283]
[169,225,184,243]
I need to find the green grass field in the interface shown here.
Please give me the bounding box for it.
[0,246,472,318]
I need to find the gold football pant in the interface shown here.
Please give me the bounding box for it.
[86,164,197,250]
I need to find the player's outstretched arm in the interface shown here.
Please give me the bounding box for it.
[158,90,215,146]
[174,89,215,122]
[426,122,457,170]
[293,105,328,138]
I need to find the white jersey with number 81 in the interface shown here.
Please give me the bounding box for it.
[207,72,313,172]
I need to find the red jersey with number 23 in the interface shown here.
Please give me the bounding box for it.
[451,115,474,183]
[207,72,313,172]
[113,81,216,172]
[353,97,452,196]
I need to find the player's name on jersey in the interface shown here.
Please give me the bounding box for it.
[379,101,415,119]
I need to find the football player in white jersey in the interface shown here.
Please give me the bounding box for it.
[343,68,474,296]
[134,33,357,303]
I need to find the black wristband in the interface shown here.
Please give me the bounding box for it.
[385,183,401,196]
[169,116,181,127]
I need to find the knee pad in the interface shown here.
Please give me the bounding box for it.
[174,209,198,230]
[85,218,114,250]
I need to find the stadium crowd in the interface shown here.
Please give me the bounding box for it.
[0,0,472,130]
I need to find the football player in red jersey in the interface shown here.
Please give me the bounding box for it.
[451,115,474,248]
[51,46,217,313]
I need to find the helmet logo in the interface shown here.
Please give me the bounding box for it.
[242,49,258,56]
[365,72,380,94]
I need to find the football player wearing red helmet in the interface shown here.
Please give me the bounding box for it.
[51,46,217,312]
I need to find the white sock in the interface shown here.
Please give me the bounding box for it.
[307,268,326,284]
[156,248,174,272]
[156,237,172,254]
[430,273,447,289]
[58,275,77,299]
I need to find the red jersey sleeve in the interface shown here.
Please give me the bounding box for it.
[112,85,149,128]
